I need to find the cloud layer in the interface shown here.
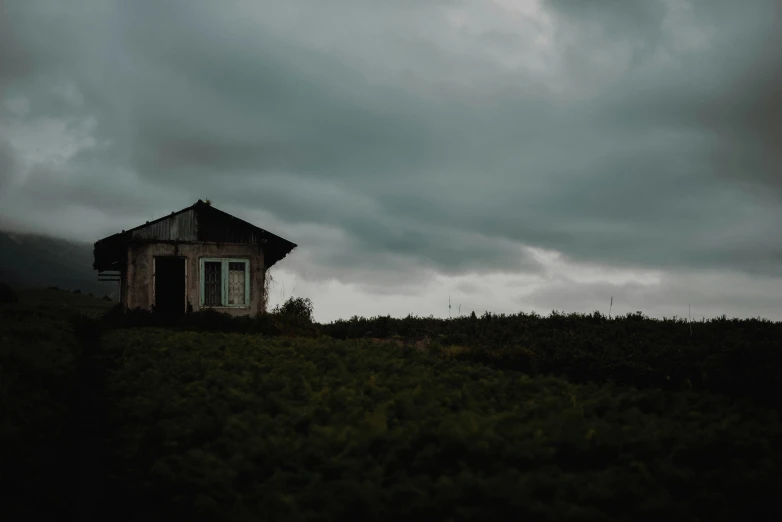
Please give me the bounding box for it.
[1,0,780,320]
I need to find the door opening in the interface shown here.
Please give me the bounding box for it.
[154,257,186,319]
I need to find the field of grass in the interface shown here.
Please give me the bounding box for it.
[14,287,116,318]
[1,292,85,518]
[96,329,781,522]
[2,291,781,521]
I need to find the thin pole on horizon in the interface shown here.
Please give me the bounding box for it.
[689,305,692,336]
[609,296,613,318]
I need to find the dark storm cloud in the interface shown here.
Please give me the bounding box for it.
[456,281,482,295]
[0,1,35,87]
[546,0,669,69]
[0,139,16,191]
[1,0,781,289]
[20,162,164,218]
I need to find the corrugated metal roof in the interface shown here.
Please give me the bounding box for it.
[130,209,198,241]
[94,200,297,271]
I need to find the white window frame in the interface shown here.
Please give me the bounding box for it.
[199,257,251,308]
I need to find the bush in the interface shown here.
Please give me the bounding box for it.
[272,296,314,323]
[0,282,18,304]
[100,305,296,337]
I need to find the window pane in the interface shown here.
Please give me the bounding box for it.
[228,262,246,305]
[204,261,222,306]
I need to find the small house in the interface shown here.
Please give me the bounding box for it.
[93,200,296,317]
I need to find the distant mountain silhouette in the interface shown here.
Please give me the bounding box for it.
[0,230,118,298]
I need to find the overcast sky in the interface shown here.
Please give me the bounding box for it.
[1,0,781,322]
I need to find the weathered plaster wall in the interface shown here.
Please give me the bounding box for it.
[124,242,265,316]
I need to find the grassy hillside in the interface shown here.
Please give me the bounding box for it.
[15,287,117,316]
[0,230,117,297]
[102,305,782,411]
[98,329,780,521]
[2,294,781,521]
[0,289,114,519]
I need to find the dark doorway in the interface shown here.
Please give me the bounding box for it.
[155,256,186,319]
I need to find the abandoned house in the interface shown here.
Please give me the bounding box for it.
[93,200,296,317]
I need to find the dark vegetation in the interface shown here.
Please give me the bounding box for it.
[322,311,782,411]
[99,329,780,522]
[101,299,782,411]
[2,287,781,521]
[1,290,93,519]
[103,296,318,338]
[0,281,18,303]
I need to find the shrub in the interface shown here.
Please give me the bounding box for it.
[100,305,292,336]
[272,296,314,323]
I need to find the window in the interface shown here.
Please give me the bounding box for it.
[199,258,250,307]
